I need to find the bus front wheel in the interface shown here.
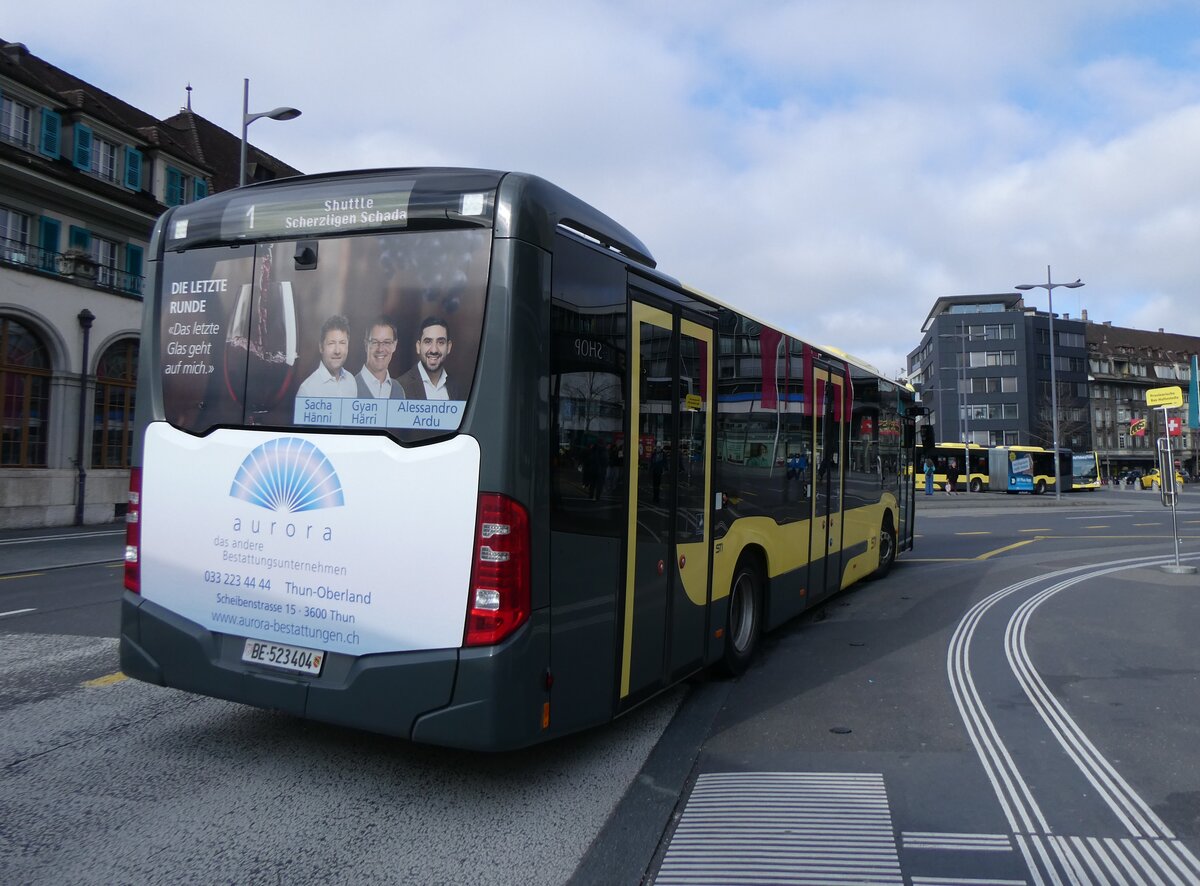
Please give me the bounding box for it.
[969,478,983,493]
[1035,479,1047,495]
[722,558,762,675]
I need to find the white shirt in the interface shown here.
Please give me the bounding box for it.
[296,364,358,398]
[358,366,402,398]
[418,362,450,400]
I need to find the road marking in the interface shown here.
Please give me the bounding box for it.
[1133,522,1160,526]
[657,772,902,885]
[0,607,36,618]
[0,571,45,581]
[84,672,128,687]
[1084,525,1110,529]
[947,552,1200,885]
[0,529,123,545]
[907,873,1022,878]
[1018,528,1050,533]
[977,539,1040,560]
[902,832,1013,852]
[956,531,991,536]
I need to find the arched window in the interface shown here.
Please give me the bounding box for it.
[92,338,138,468]
[1,317,51,467]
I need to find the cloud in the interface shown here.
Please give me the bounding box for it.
[7,0,1200,381]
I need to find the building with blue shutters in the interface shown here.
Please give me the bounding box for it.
[0,39,300,527]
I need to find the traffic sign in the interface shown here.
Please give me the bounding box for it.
[1146,385,1183,408]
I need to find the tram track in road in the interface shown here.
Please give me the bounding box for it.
[948,552,1200,884]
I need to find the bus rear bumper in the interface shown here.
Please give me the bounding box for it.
[119,593,552,749]
[119,592,457,737]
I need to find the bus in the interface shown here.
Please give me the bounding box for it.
[119,168,917,750]
[915,442,989,493]
[987,445,1072,494]
[1071,450,1101,491]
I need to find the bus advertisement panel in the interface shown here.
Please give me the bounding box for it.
[1005,450,1035,492]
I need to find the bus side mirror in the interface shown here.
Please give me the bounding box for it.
[920,425,935,460]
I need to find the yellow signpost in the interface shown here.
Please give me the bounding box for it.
[1146,385,1183,408]
[1144,385,1195,573]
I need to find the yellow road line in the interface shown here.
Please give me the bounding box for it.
[1019,529,1051,533]
[976,538,1041,560]
[0,571,45,581]
[83,672,128,688]
[1084,525,1110,529]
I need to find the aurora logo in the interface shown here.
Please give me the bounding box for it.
[229,437,345,513]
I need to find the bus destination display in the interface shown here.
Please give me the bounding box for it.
[216,185,414,240]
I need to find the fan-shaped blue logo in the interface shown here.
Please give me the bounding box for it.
[229,437,345,513]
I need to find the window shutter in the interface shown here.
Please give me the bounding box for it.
[38,217,60,270]
[74,123,93,170]
[124,147,143,190]
[165,167,185,206]
[125,244,144,294]
[193,177,208,201]
[69,225,91,252]
[40,109,61,158]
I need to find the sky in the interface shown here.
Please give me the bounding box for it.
[9,0,1200,378]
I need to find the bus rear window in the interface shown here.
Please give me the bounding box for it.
[158,229,490,438]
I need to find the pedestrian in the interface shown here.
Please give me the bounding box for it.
[946,457,959,495]
[923,457,935,495]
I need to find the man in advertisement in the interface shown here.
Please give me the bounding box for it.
[355,317,405,399]
[296,314,358,399]
[398,316,466,400]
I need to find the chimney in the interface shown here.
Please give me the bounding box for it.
[2,42,29,63]
[1081,308,1089,322]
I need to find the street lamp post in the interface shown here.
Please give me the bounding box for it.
[74,308,94,526]
[938,327,971,446]
[1016,266,1084,501]
[239,78,301,187]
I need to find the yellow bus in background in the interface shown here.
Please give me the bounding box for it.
[916,442,989,493]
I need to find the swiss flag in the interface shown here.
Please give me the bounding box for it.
[1168,415,1183,437]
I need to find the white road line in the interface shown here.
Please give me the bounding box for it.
[0,608,36,618]
[0,530,122,545]
[947,551,1200,885]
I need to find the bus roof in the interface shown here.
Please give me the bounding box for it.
[156,167,657,269]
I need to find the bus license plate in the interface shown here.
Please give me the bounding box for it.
[241,639,324,675]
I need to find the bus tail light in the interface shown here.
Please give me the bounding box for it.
[124,467,141,594]
[464,493,530,647]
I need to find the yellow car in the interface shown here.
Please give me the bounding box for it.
[1139,468,1185,490]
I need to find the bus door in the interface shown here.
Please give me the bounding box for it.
[619,300,714,708]
[808,363,847,601]
[896,415,916,551]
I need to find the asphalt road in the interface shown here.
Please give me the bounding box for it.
[634,489,1200,885]
[4,488,1200,884]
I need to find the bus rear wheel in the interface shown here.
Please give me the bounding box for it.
[969,478,983,493]
[1034,479,1046,495]
[722,558,762,675]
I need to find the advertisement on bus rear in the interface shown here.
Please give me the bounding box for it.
[157,229,490,438]
[139,424,482,656]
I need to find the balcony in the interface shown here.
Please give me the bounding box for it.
[0,237,143,297]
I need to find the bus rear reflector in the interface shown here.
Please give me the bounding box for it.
[464,493,530,647]
[124,467,141,594]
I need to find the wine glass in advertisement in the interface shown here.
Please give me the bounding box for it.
[224,244,298,422]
